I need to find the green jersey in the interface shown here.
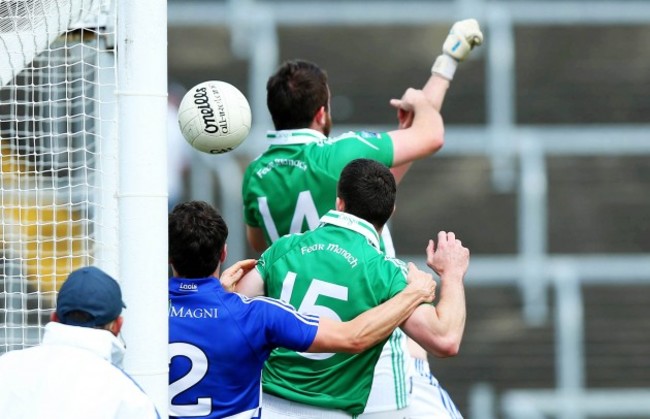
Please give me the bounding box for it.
[257,210,408,415]
[242,129,394,245]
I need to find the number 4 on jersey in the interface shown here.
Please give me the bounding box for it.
[258,190,320,242]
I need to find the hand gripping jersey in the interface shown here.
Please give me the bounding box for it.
[168,276,319,419]
[242,129,394,244]
[257,211,409,416]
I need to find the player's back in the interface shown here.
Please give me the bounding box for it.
[257,212,408,415]
[243,142,338,243]
[169,277,278,419]
[242,129,394,245]
[168,276,318,419]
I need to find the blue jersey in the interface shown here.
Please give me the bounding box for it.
[168,276,319,419]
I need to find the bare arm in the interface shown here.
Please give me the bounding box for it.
[389,18,483,183]
[246,225,269,254]
[306,263,436,353]
[230,265,266,297]
[387,88,445,170]
[219,259,258,292]
[389,74,449,184]
[400,231,469,357]
[422,74,451,111]
[388,107,414,184]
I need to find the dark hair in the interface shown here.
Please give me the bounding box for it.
[337,159,396,229]
[267,59,329,130]
[61,310,113,330]
[168,201,228,278]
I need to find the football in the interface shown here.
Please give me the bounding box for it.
[177,80,252,154]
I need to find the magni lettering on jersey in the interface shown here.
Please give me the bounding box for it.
[169,304,219,319]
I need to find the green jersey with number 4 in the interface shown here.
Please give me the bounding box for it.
[242,129,394,244]
[257,210,408,415]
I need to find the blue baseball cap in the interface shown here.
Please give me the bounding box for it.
[56,266,126,327]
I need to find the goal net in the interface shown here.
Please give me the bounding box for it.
[0,0,118,352]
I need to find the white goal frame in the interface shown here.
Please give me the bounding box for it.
[0,0,168,414]
[116,0,168,414]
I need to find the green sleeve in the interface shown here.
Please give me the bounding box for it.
[256,247,271,281]
[385,257,409,299]
[241,166,261,227]
[325,131,394,175]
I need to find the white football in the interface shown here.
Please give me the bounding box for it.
[177,80,252,154]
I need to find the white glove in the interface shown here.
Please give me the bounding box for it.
[443,19,484,61]
[432,19,484,80]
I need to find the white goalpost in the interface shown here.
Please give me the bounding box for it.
[0,0,168,414]
[116,0,168,413]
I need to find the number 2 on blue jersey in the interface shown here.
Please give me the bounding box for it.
[169,342,210,417]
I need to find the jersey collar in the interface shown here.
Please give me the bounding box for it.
[319,210,381,250]
[266,129,327,145]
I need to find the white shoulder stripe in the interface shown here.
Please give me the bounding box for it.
[238,294,320,326]
[384,257,408,277]
[330,132,380,150]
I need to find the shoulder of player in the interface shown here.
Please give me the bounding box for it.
[242,152,267,175]
[265,232,312,264]
[243,147,313,178]
[328,130,390,143]
[363,250,409,274]
[383,255,409,272]
[275,230,311,248]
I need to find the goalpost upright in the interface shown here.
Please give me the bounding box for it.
[117,0,169,414]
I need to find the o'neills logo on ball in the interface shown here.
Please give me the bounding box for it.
[193,86,229,134]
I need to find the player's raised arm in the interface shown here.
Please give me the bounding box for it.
[400,231,470,357]
[306,263,436,354]
[424,18,484,111]
[388,88,444,167]
[389,19,484,183]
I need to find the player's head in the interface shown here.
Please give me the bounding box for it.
[337,158,396,230]
[53,266,126,336]
[169,200,229,278]
[267,59,332,136]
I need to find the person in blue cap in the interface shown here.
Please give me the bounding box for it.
[0,266,160,419]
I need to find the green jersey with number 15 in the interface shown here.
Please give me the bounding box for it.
[257,210,408,415]
[242,129,394,245]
